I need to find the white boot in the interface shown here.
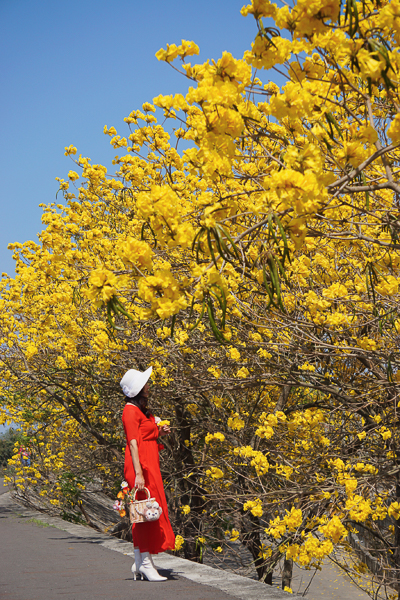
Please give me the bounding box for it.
[131,548,143,581]
[139,551,167,582]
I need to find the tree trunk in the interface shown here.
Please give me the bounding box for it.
[393,482,400,599]
[241,512,275,582]
[174,401,203,562]
[282,558,293,590]
[276,385,291,412]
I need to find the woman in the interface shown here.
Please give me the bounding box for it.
[121,366,175,582]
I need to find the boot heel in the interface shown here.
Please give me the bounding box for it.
[139,552,167,582]
[131,562,144,580]
[132,549,143,581]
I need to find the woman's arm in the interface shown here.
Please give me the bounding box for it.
[129,439,145,490]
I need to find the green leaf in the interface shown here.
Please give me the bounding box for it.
[106,298,127,331]
[268,256,286,312]
[275,255,289,284]
[113,297,135,322]
[211,227,229,260]
[170,314,177,338]
[262,266,276,310]
[325,112,344,140]
[192,227,206,262]
[209,283,227,330]
[207,299,228,344]
[361,172,370,210]
[274,214,291,265]
[188,299,206,332]
[207,229,218,267]
[216,224,240,258]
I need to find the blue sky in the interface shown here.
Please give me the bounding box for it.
[1,0,275,434]
[0,0,275,277]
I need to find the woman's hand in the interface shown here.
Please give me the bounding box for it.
[158,425,171,437]
[134,473,145,490]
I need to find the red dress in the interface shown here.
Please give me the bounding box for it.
[122,404,175,554]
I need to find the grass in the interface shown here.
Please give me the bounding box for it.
[25,517,55,528]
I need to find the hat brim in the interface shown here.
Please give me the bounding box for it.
[120,366,153,398]
[138,366,152,392]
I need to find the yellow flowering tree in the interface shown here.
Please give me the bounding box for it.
[3,0,400,596]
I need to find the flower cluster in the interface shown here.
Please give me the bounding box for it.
[112,481,129,518]
[3,0,400,594]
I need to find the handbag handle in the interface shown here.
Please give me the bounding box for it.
[132,487,151,502]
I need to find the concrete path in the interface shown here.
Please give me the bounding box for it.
[0,477,370,600]
[290,560,370,599]
[0,478,287,600]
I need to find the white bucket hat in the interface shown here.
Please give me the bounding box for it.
[120,366,152,398]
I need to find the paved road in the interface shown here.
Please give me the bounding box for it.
[0,499,236,600]
[1,476,9,496]
[0,478,289,600]
[0,477,371,600]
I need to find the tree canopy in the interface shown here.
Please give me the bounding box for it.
[3,0,400,596]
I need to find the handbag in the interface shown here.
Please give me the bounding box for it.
[128,487,163,524]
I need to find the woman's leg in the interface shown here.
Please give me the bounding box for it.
[131,547,143,580]
[133,522,167,581]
